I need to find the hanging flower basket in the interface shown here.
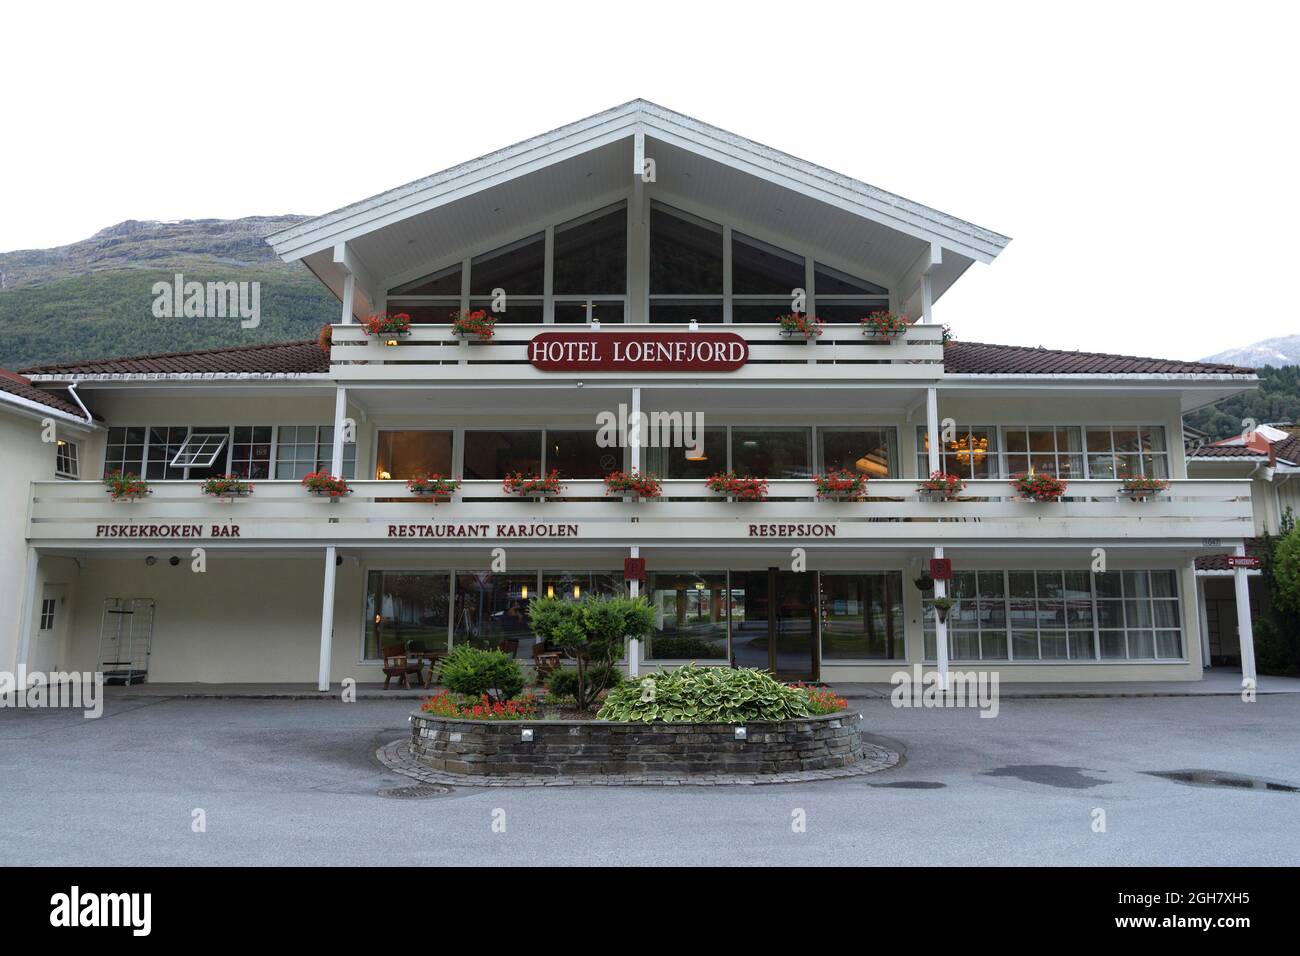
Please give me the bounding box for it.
[917,471,966,502]
[603,471,663,499]
[317,322,333,355]
[859,310,909,340]
[200,475,253,498]
[1011,472,1068,502]
[502,470,564,498]
[705,472,768,501]
[930,596,956,623]
[450,308,496,341]
[361,312,411,338]
[301,471,352,498]
[775,312,823,340]
[1119,474,1170,501]
[813,468,867,501]
[407,473,461,499]
[913,574,935,593]
[104,471,150,501]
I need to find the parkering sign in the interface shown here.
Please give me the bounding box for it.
[528,331,748,372]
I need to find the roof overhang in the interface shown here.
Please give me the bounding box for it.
[267,100,1009,314]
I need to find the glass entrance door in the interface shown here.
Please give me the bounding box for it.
[731,570,818,680]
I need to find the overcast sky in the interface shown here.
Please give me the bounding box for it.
[2,1,1296,360]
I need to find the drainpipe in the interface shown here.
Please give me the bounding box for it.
[66,383,94,425]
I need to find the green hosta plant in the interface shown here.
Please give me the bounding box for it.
[597,664,815,723]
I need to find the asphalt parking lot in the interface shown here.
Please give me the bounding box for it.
[1,694,1297,866]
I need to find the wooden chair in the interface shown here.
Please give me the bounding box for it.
[382,643,424,690]
[497,638,520,658]
[532,642,563,681]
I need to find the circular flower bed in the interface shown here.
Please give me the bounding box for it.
[410,665,863,777]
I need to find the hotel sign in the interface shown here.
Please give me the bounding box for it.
[528,331,748,372]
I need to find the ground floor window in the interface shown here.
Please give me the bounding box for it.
[452,571,624,658]
[365,571,450,661]
[644,571,730,660]
[820,572,905,660]
[925,569,1183,662]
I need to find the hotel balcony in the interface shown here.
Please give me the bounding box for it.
[326,321,946,383]
[29,478,1253,549]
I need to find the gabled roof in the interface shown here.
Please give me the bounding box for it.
[21,341,332,378]
[268,99,1010,270]
[944,341,1254,376]
[0,368,89,418]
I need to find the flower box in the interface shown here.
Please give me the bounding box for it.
[1011,472,1068,502]
[104,471,150,501]
[705,472,768,501]
[301,472,352,498]
[1119,475,1170,500]
[813,468,867,501]
[775,312,823,340]
[502,470,564,497]
[603,471,663,499]
[407,473,461,499]
[859,310,909,340]
[361,312,411,338]
[917,471,966,502]
[450,308,496,341]
[200,475,253,498]
[930,597,956,624]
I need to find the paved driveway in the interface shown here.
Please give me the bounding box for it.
[1,695,1297,866]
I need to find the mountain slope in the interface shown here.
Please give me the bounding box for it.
[1202,334,1300,369]
[0,217,337,369]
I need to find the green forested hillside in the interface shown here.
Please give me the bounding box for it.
[1185,365,1300,439]
[0,217,337,369]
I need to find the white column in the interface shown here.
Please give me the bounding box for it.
[340,272,355,324]
[921,273,933,325]
[1234,542,1256,683]
[925,387,940,477]
[629,387,642,472]
[627,545,641,678]
[1195,572,1211,668]
[14,547,39,671]
[331,387,347,475]
[933,546,948,691]
[318,546,337,692]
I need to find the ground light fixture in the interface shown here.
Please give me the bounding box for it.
[520,728,534,742]
[734,727,747,740]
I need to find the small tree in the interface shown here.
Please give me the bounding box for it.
[1272,512,1300,616]
[529,594,654,710]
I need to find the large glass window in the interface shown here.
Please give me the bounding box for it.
[818,428,897,479]
[470,234,544,296]
[731,232,804,295]
[365,571,450,660]
[820,572,904,660]
[650,204,722,324]
[389,263,462,296]
[644,571,729,660]
[375,430,453,480]
[732,427,812,480]
[275,425,356,479]
[229,427,272,479]
[103,427,146,477]
[1004,426,1083,479]
[916,426,999,479]
[925,569,1182,662]
[644,426,727,479]
[546,430,621,479]
[462,430,542,480]
[553,206,626,295]
[453,572,535,654]
[1085,425,1170,479]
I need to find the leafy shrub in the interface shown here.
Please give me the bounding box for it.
[546,665,623,701]
[435,646,524,703]
[597,664,814,723]
[530,595,654,710]
[421,691,537,721]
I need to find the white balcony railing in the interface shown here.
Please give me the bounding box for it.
[327,322,945,381]
[29,478,1253,546]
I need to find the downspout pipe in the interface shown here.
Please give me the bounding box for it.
[66,383,94,425]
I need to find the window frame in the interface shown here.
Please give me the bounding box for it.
[55,439,80,480]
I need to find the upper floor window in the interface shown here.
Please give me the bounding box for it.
[813,262,890,323]
[917,425,1000,480]
[387,263,461,325]
[105,424,355,480]
[819,428,897,478]
[1003,426,1083,479]
[554,206,626,295]
[1085,426,1169,478]
[55,439,79,479]
[275,425,356,480]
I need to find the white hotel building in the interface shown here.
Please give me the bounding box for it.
[0,101,1263,689]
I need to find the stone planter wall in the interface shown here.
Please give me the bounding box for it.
[410,709,863,776]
